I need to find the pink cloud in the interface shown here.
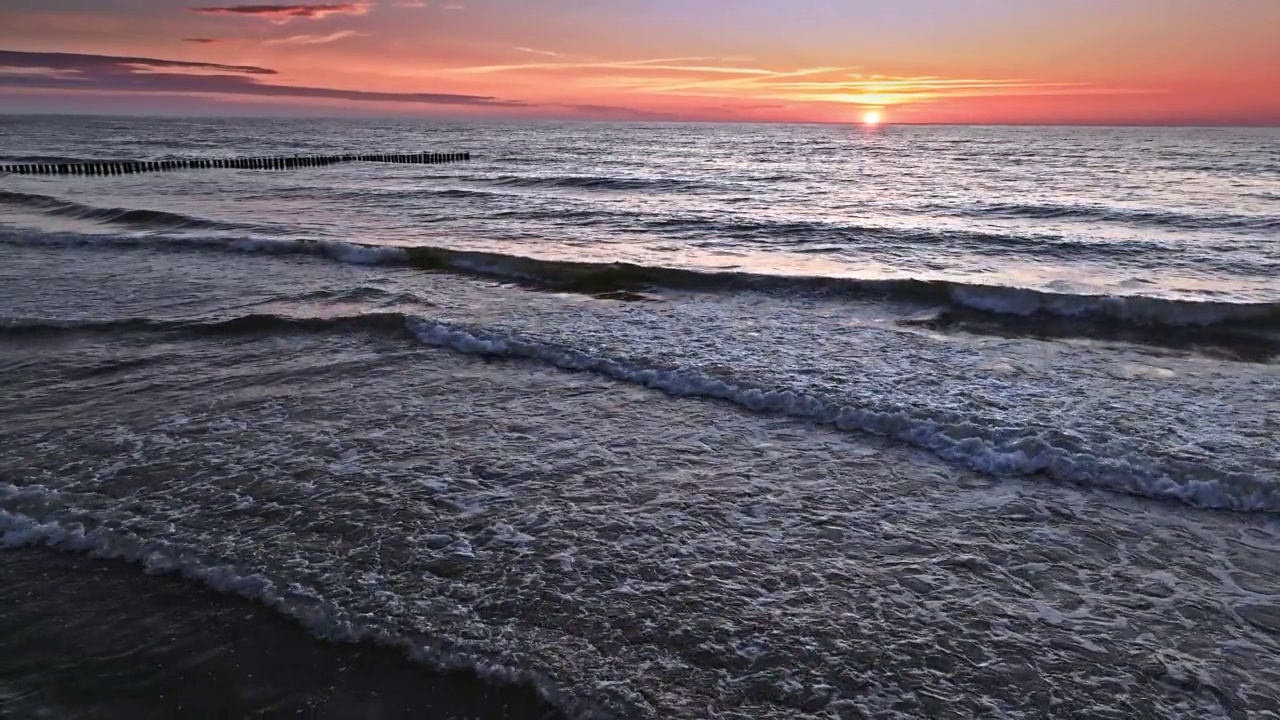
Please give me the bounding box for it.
[190,3,371,23]
[265,30,362,45]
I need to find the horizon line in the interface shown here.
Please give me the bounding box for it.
[1,111,1277,129]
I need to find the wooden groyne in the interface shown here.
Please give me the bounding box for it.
[0,152,472,176]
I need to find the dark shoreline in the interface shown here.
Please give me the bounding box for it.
[0,545,564,720]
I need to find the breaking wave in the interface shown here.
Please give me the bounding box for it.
[3,228,1278,334]
[0,191,253,232]
[2,310,1275,512]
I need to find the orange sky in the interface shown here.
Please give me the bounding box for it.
[1,0,1278,123]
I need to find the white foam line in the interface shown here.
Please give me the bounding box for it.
[947,285,1279,326]
[0,485,593,718]
[0,228,409,267]
[405,317,1277,513]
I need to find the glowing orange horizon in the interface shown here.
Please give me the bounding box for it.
[1,1,1277,124]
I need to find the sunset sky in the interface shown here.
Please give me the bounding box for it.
[1,0,1278,124]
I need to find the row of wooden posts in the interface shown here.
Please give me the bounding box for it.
[0,152,472,176]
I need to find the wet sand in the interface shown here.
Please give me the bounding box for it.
[0,546,562,719]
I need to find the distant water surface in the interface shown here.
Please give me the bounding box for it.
[2,117,1278,303]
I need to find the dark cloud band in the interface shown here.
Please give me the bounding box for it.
[189,4,371,21]
[0,49,522,107]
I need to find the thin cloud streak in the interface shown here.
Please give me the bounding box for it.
[265,30,362,45]
[0,65,85,79]
[552,102,681,121]
[423,54,1147,115]
[189,3,372,23]
[514,47,564,58]
[444,57,780,76]
[575,64,1155,108]
[642,66,844,93]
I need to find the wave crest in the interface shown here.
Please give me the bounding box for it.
[0,312,412,338]
[0,191,250,232]
[951,202,1280,232]
[404,317,1280,512]
[482,174,717,193]
[4,229,1277,337]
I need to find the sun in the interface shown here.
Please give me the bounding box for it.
[862,110,883,126]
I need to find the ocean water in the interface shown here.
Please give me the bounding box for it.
[1,115,1279,718]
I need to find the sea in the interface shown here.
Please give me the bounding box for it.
[1,115,1278,719]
